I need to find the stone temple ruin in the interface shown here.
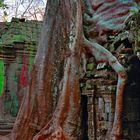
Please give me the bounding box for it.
[0,18,42,135]
[0,14,140,139]
[80,14,140,140]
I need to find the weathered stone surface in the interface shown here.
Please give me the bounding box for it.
[80,11,140,139]
[0,18,42,130]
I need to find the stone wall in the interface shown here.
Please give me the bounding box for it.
[0,18,42,131]
[80,14,140,139]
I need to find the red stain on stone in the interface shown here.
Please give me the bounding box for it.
[19,56,28,87]
[38,135,45,140]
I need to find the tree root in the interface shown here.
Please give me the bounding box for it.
[82,36,127,139]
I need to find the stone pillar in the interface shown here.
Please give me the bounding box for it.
[84,90,96,140]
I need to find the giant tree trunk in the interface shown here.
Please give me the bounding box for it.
[10,0,83,140]
[33,1,83,139]
[0,0,132,140]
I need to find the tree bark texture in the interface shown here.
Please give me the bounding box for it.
[10,1,83,140]
[0,0,137,140]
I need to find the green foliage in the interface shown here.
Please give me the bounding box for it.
[0,0,4,7]
[0,0,7,9]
